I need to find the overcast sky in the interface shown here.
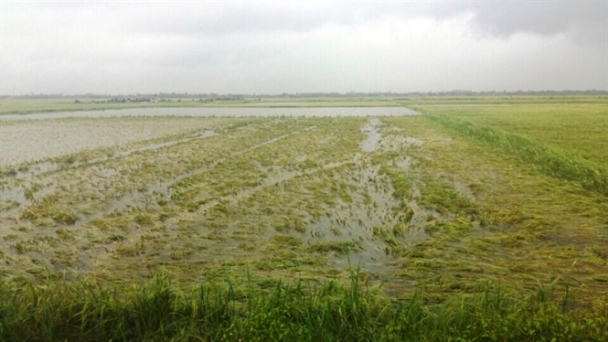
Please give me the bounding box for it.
[1,2,606,94]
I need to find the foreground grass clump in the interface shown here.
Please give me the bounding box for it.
[0,274,606,342]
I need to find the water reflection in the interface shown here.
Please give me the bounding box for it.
[0,107,419,121]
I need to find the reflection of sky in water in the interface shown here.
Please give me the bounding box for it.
[360,118,382,152]
[0,118,223,166]
[0,107,419,121]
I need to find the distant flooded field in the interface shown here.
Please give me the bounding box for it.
[0,117,245,166]
[0,107,419,166]
[0,106,419,121]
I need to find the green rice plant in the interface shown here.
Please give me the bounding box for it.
[426,114,608,196]
[0,167,17,177]
[307,241,362,254]
[379,164,411,201]
[0,273,606,341]
[418,177,478,216]
[49,208,79,225]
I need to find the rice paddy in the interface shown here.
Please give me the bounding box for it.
[0,99,606,340]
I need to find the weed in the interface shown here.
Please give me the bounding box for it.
[0,273,605,341]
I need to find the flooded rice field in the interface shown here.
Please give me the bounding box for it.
[1,110,606,300]
[0,106,419,121]
[1,107,418,166]
[0,114,429,289]
[0,117,233,166]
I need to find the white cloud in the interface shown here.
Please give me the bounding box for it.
[1,2,606,94]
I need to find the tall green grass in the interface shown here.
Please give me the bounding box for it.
[426,114,608,197]
[0,273,606,341]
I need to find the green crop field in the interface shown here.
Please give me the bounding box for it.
[0,97,606,341]
[411,102,608,165]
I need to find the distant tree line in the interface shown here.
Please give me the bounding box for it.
[1,89,606,99]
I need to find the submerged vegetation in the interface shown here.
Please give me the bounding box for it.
[0,97,606,339]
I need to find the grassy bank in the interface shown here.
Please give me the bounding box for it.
[1,273,607,341]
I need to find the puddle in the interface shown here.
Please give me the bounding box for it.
[24,162,59,175]
[453,178,475,200]
[298,165,405,276]
[436,172,475,201]
[402,199,432,247]
[0,188,27,209]
[360,120,423,154]
[394,156,413,170]
[361,119,382,152]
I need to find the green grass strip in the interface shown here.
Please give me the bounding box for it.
[0,273,606,341]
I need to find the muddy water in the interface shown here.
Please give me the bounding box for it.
[1,108,418,166]
[78,126,317,228]
[302,165,403,275]
[0,107,420,121]
[0,118,225,166]
[361,119,382,152]
[0,116,432,286]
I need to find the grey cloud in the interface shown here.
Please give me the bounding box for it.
[1,2,605,94]
[12,2,603,42]
[115,2,605,43]
[121,3,365,36]
[463,2,606,43]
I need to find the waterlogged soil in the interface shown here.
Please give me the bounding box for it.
[0,113,606,302]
